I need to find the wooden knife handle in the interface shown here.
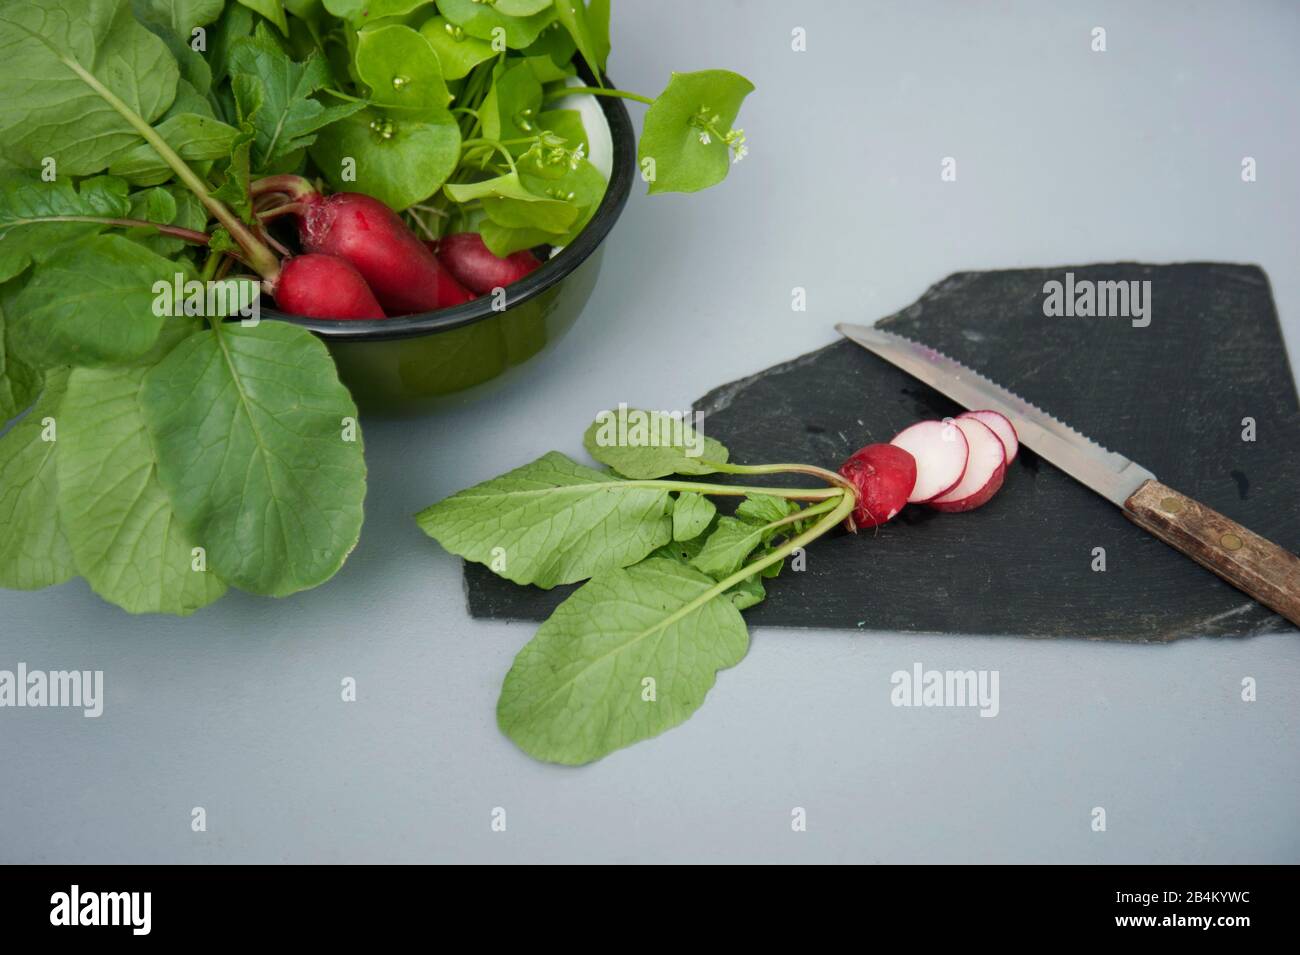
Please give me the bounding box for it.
[1124,479,1300,628]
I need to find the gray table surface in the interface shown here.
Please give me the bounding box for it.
[2,0,1298,864]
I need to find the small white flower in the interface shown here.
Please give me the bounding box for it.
[698,130,711,146]
[732,144,748,163]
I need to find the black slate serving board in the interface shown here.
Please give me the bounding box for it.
[465,263,1300,641]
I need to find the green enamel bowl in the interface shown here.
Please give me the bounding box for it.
[266,82,635,416]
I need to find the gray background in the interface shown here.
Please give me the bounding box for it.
[2,0,1298,863]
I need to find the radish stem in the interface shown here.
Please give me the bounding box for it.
[12,215,210,245]
[58,55,280,282]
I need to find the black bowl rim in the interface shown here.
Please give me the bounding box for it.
[264,71,637,343]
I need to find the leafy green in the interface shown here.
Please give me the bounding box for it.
[108,112,241,185]
[415,451,673,588]
[689,516,767,579]
[227,35,365,171]
[0,284,42,421]
[235,0,289,35]
[639,70,753,194]
[132,0,225,37]
[355,24,452,116]
[672,491,715,541]
[553,0,609,80]
[0,173,132,283]
[582,406,728,478]
[440,0,558,48]
[139,320,367,597]
[58,355,228,615]
[0,0,179,175]
[496,557,748,765]
[9,234,176,368]
[736,494,799,528]
[322,0,426,24]
[418,15,496,80]
[310,107,461,211]
[0,368,75,589]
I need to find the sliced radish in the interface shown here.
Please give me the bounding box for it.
[889,420,968,503]
[927,417,1006,512]
[959,409,1019,464]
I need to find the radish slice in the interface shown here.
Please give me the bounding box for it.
[959,410,1019,464]
[890,420,968,503]
[927,418,1006,512]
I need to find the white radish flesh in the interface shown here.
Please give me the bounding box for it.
[927,417,1006,512]
[959,409,1019,464]
[889,419,969,503]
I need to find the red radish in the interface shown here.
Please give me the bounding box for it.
[274,254,385,320]
[959,410,1019,464]
[927,417,1006,512]
[838,443,917,528]
[890,419,968,503]
[430,233,541,295]
[297,192,473,314]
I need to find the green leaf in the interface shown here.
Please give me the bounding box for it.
[672,491,715,542]
[356,24,452,117]
[131,0,225,36]
[0,173,132,284]
[689,516,765,580]
[639,69,753,195]
[309,107,460,211]
[9,235,176,368]
[735,494,799,527]
[235,0,288,35]
[497,558,748,765]
[227,35,367,170]
[57,356,228,615]
[417,16,495,81]
[582,406,728,478]
[0,281,42,421]
[209,0,256,86]
[415,450,671,589]
[211,117,256,221]
[553,0,608,80]
[725,573,765,611]
[537,108,587,153]
[439,0,557,48]
[480,60,542,146]
[139,320,367,597]
[516,154,605,243]
[0,368,75,589]
[108,112,241,185]
[478,220,554,257]
[322,0,427,23]
[0,0,179,175]
[496,0,553,15]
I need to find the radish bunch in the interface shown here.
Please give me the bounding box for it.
[253,177,545,321]
[837,410,1019,527]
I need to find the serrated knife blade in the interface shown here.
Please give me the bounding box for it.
[835,322,1154,505]
[836,321,1300,627]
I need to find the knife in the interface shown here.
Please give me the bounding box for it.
[836,322,1300,628]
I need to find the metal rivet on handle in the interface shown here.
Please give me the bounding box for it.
[1161,497,1185,514]
[1220,533,1243,551]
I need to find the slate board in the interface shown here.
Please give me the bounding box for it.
[465,263,1300,641]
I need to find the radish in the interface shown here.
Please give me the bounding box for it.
[431,233,541,295]
[274,254,386,320]
[926,417,1006,512]
[253,178,474,315]
[837,443,917,528]
[959,410,1019,464]
[889,420,968,503]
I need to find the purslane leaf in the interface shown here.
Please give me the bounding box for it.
[497,557,749,765]
[439,0,557,48]
[639,69,753,195]
[0,368,76,590]
[415,451,672,589]
[355,24,452,117]
[553,0,609,81]
[9,234,178,369]
[582,406,729,479]
[0,172,132,284]
[0,0,179,175]
[418,15,495,81]
[309,108,460,211]
[57,356,228,615]
[139,320,367,598]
